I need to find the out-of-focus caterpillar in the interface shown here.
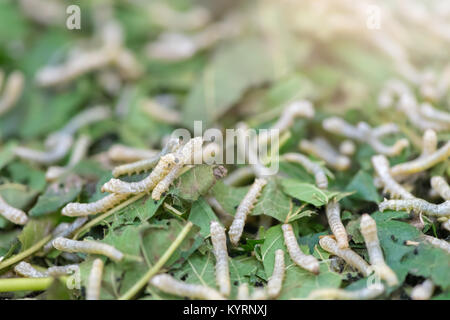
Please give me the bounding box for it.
[319,236,371,277]
[149,273,224,300]
[47,264,80,277]
[210,221,230,297]
[44,217,88,252]
[0,70,25,116]
[430,176,450,200]
[419,103,450,125]
[379,198,450,217]
[228,178,267,245]
[420,129,438,158]
[62,193,129,217]
[411,279,435,300]
[18,0,65,26]
[267,249,285,299]
[0,195,28,225]
[360,214,398,286]
[326,200,348,249]
[390,141,450,178]
[421,234,450,254]
[371,155,414,200]
[148,2,211,31]
[59,106,112,136]
[141,98,181,125]
[46,135,91,182]
[282,153,329,189]
[282,224,320,274]
[339,140,356,156]
[13,262,46,278]
[377,79,412,109]
[237,283,250,300]
[86,259,104,300]
[307,284,385,300]
[52,237,124,262]
[322,117,409,157]
[299,137,350,171]
[112,137,181,177]
[223,167,254,186]
[107,144,160,163]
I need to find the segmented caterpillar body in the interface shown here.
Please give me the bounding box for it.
[0,195,28,225]
[86,259,104,300]
[267,249,285,298]
[390,141,450,177]
[210,221,230,297]
[282,153,328,189]
[282,224,319,274]
[307,284,385,300]
[379,199,450,217]
[420,103,450,125]
[371,155,414,200]
[52,237,124,262]
[0,70,24,116]
[47,264,80,277]
[141,98,181,125]
[430,176,450,200]
[44,217,88,252]
[149,274,224,300]
[14,262,46,278]
[62,193,128,217]
[299,138,350,171]
[422,234,450,254]
[442,220,450,232]
[319,236,371,276]
[411,279,435,300]
[372,123,400,138]
[228,178,267,245]
[421,130,437,158]
[360,214,398,286]
[107,144,159,163]
[326,200,348,249]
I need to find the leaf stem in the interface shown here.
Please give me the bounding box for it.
[119,221,194,300]
[0,276,68,292]
[0,235,52,271]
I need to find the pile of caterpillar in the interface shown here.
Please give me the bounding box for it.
[52,237,124,262]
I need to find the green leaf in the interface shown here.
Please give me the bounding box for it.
[211,181,249,215]
[346,170,381,203]
[0,141,18,170]
[18,217,56,251]
[188,197,219,237]
[252,178,294,222]
[281,179,330,206]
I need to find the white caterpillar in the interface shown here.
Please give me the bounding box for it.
[360,214,398,286]
[421,234,450,254]
[228,178,267,245]
[148,2,210,31]
[371,155,414,200]
[62,193,129,217]
[59,106,112,136]
[390,141,450,177]
[282,224,320,274]
[420,103,450,126]
[149,273,224,300]
[411,279,435,300]
[299,138,350,171]
[141,98,181,125]
[307,284,385,300]
[47,264,80,277]
[86,259,104,300]
[420,129,438,158]
[339,140,356,156]
[326,200,348,249]
[282,153,328,189]
[379,199,450,217]
[44,217,88,252]
[0,70,25,116]
[0,195,28,225]
[210,221,230,297]
[237,283,250,300]
[319,236,371,277]
[107,144,159,163]
[14,262,46,278]
[52,237,124,262]
[430,176,450,200]
[267,249,285,298]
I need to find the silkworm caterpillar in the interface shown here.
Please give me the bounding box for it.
[149,273,224,300]
[339,140,356,156]
[421,234,450,254]
[420,103,450,125]
[86,259,104,300]
[377,79,411,109]
[228,178,267,245]
[282,153,328,189]
[14,262,46,278]
[206,197,234,228]
[360,214,398,286]
[112,137,181,177]
[319,236,371,276]
[326,200,348,249]
[14,133,74,165]
[151,137,203,200]
[379,199,450,217]
[60,106,112,136]
[299,138,350,171]
[442,220,450,232]
[62,193,129,217]
[148,2,210,31]
[430,176,450,200]
[390,141,450,177]
[282,224,320,274]
[371,155,414,200]
[210,221,230,297]
[249,288,268,300]
[267,249,285,298]
[411,279,435,300]
[322,117,409,157]
[420,129,438,158]
[0,195,28,225]
[237,283,250,300]
[141,98,181,125]
[52,237,124,262]
[44,217,88,252]
[307,283,385,300]
[371,123,400,138]
[107,144,159,163]
[47,264,80,277]
[0,70,25,116]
